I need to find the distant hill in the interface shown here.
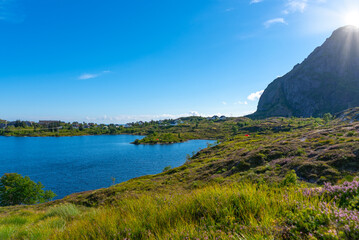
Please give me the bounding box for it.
[252,25,359,118]
[336,107,359,122]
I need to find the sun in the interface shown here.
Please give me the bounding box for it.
[344,11,359,27]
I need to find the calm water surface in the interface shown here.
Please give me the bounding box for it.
[0,135,215,199]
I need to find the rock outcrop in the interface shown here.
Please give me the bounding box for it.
[252,26,359,118]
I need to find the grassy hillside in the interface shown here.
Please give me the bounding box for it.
[0,116,310,142]
[1,181,359,239]
[0,117,242,139]
[1,116,359,239]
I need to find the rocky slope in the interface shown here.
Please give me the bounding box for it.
[252,25,359,118]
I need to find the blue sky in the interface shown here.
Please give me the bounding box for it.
[1,0,359,123]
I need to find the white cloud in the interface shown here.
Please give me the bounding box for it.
[78,73,99,80]
[222,101,227,105]
[188,111,201,117]
[250,0,263,4]
[264,18,288,28]
[81,108,260,124]
[285,0,308,14]
[235,101,248,105]
[85,111,249,124]
[259,0,327,27]
[247,90,264,101]
[78,70,111,80]
[85,111,206,124]
[282,0,326,15]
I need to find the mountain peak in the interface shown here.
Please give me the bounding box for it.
[330,25,359,40]
[334,25,359,32]
[251,26,359,119]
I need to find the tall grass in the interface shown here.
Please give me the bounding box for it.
[1,182,353,239]
[54,183,319,239]
[0,226,15,239]
[44,203,80,220]
[0,204,81,239]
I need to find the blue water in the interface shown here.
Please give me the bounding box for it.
[0,135,214,199]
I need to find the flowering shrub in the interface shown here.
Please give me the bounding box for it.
[285,201,359,239]
[294,180,359,239]
[321,181,359,210]
[322,203,359,239]
[303,180,359,210]
[284,204,330,239]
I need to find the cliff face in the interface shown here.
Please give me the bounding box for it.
[253,26,359,118]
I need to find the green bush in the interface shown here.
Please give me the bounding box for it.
[281,170,298,187]
[284,205,332,239]
[162,166,172,172]
[323,113,333,123]
[347,131,356,137]
[0,173,56,206]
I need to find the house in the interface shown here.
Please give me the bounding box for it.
[219,116,227,121]
[39,120,61,125]
[24,121,33,127]
[124,123,132,128]
[173,120,184,125]
[211,115,219,121]
[7,121,16,126]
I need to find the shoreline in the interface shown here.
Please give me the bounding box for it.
[0,132,147,138]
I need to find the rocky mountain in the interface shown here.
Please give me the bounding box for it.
[252,25,359,118]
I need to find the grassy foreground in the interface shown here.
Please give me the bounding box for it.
[1,114,359,239]
[2,180,359,240]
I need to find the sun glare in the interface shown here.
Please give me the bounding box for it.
[344,11,359,27]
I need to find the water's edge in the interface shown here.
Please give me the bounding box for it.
[0,135,215,199]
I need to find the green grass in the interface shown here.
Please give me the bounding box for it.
[1,116,359,239]
[0,216,28,226]
[56,183,288,239]
[0,115,325,142]
[0,226,16,240]
[133,133,188,144]
[44,204,80,220]
[1,181,356,239]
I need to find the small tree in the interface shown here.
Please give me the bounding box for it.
[323,113,333,124]
[162,166,172,172]
[281,170,298,187]
[0,173,56,206]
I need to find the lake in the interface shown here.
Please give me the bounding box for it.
[0,135,214,199]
